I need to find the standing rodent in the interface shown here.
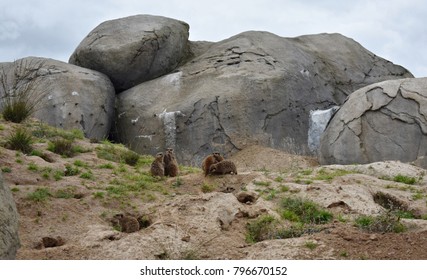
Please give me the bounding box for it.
[202,152,224,176]
[112,214,140,233]
[164,148,179,177]
[150,152,165,177]
[208,160,237,175]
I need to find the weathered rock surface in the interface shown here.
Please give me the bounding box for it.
[69,15,190,92]
[319,77,427,165]
[114,31,412,165]
[0,57,115,140]
[0,171,20,259]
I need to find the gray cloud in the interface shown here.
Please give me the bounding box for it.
[0,0,425,77]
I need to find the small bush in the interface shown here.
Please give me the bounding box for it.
[281,197,333,224]
[54,188,75,199]
[64,164,80,176]
[48,138,75,157]
[245,215,277,243]
[123,150,140,166]
[27,188,51,202]
[80,171,94,180]
[1,59,50,123]
[5,127,33,154]
[355,212,406,233]
[2,99,32,123]
[1,166,12,173]
[98,163,114,169]
[96,142,140,166]
[201,183,216,193]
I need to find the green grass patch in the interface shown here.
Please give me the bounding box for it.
[27,188,51,202]
[96,142,140,166]
[201,183,216,193]
[280,197,333,224]
[314,168,353,182]
[253,180,271,187]
[5,127,33,154]
[354,212,406,233]
[393,174,417,185]
[245,215,277,243]
[1,166,12,173]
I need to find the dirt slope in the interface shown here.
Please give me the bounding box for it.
[1,119,427,260]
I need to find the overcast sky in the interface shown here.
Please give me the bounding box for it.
[1,0,426,77]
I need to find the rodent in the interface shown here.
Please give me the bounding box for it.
[112,214,140,233]
[164,148,179,177]
[150,152,165,177]
[208,160,237,175]
[202,152,224,176]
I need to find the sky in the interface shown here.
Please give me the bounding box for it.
[1,0,426,77]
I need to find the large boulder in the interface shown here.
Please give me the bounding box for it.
[114,31,412,165]
[69,15,190,92]
[0,171,20,259]
[0,57,115,140]
[319,78,427,165]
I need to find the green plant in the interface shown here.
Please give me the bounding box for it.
[98,163,114,169]
[48,138,75,157]
[265,189,277,201]
[253,180,271,187]
[304,241,318,250]
[0,59,50,123]
[201,183,216,193]
[27,162,39,171]
[274,176,284,183]
[355,212,406,233]
[54,188,75,199]
[393,174,417,185]
[5,127,33,154]
[1,166,12,173]
[93,191,105,199]
[245,215,277,243]
[64,164,80,176]
[96,142,139,166]
[314,168,353,182]
[280,197,333,224]
[80,171,94,180]
[172,176,183,187]
[27,187,51,202]
[73,160,88,168]
[53,170,63,181]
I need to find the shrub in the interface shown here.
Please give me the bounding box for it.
[64,164,80,176]
[201,183,216,193]
[27,188,51,202]
[280,197,333,224]
[355,212,406,233]
[96,142,140,166]
[245,215,277,243]
[48,138,75,157]
[0,59,50,123]
[5,127,33,154]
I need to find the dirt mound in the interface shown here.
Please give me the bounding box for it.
[230,145,318,172]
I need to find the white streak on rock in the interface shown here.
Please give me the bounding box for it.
[158,109,185,150]
[308,106,340,154]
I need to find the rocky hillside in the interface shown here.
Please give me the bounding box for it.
[1,118,427,260]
